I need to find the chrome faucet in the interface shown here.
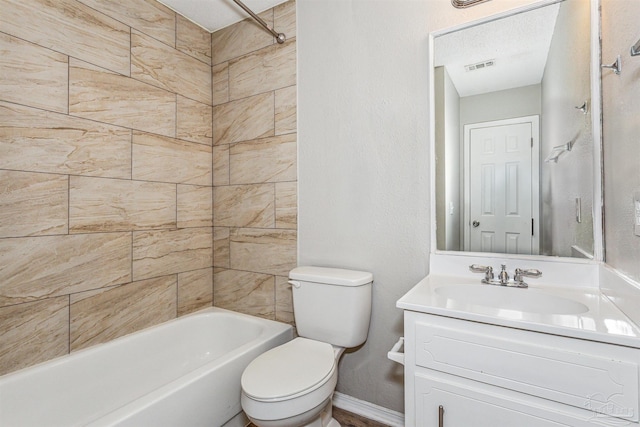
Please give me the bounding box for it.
[469,264,541,288]
[498,263,509,285]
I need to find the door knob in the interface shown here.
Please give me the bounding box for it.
[472,220,480,227]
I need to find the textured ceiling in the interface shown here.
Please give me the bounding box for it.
[163,0,560,97]
[434,3,561,97]
[158,0,287,32]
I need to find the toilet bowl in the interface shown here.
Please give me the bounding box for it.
[241,338,341,427]
[240,266,373,427]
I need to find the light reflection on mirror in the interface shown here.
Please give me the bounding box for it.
[434,0,595,258]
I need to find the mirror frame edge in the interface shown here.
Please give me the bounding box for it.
[589,0,604,262]
[428,0,604,262]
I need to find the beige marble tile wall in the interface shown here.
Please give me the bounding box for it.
[0,0,214,376]
[212,0,297,324]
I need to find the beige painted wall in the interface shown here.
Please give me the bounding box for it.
[298,0,542,413]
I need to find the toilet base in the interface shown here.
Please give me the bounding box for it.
[299,398,341,427]
[317,399,341,427]
[248,398,341,427]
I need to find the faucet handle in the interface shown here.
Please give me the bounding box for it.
[469,264,494,282]
[515,268,542,278]
[469,264,492,273]
[514,268,542,287]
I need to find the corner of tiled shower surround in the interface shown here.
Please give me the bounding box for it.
[0,0,297,376]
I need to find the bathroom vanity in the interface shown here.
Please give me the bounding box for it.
[395,0,640,423]
[394,254,640,427]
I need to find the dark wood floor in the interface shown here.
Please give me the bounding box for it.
[332,407,391,427]
[248,406,391,427]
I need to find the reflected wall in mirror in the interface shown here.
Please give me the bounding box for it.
[434,0,595,258]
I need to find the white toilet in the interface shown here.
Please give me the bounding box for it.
[240,266,373,427]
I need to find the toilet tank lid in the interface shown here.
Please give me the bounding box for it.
[289,266,373,287]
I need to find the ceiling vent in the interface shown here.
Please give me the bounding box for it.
[465,60,496,72]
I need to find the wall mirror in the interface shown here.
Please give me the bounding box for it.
[431,0,603,260]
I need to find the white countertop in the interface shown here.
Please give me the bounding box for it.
[397,274,640,349]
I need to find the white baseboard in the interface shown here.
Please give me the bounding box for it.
[332,392,405,427]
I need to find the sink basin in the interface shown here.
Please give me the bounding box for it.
[434,284,589,315]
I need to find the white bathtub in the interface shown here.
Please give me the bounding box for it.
[0,307,293,427]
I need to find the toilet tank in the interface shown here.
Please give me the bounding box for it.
[289,266,373,348]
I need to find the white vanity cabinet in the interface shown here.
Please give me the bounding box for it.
[403,311,640,427]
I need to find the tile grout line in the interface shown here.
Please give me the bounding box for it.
[131,231,134,289]
[129,26,132,78]
[1,99,207,148]
[176,183,179,229]
[272,2,294,318]
[2,98,214,148]
[67,172,71,235]
[67,51,71,240]
[67,294,71,355]
[211,46,216,308]
[273,88,277,233]
[212,28,216,309]
[66,52,70,116]
[175,273,179,318]
[215,82,297,106]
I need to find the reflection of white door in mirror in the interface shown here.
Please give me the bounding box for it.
[464,116,540,255]
[432,0,602,259]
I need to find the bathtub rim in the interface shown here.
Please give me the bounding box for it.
[0,307,294,427]
[86,307,294,426]
[0,306,292,382]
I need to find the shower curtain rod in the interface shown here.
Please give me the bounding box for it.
[231,0,286,44]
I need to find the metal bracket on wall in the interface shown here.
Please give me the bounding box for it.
[575,101,589,115]
[544,141,574,163]
[631,38,640,57]
[602,55,622,75]
[231,0,286,44]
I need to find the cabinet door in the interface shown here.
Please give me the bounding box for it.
[415,372,612,427]
[413,317,638,418]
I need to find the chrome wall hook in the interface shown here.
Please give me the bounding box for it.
[632,38,640,57]
[575,101,589,115]
[602,55,622,75]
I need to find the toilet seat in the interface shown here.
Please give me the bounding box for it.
[242,337,336,402]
